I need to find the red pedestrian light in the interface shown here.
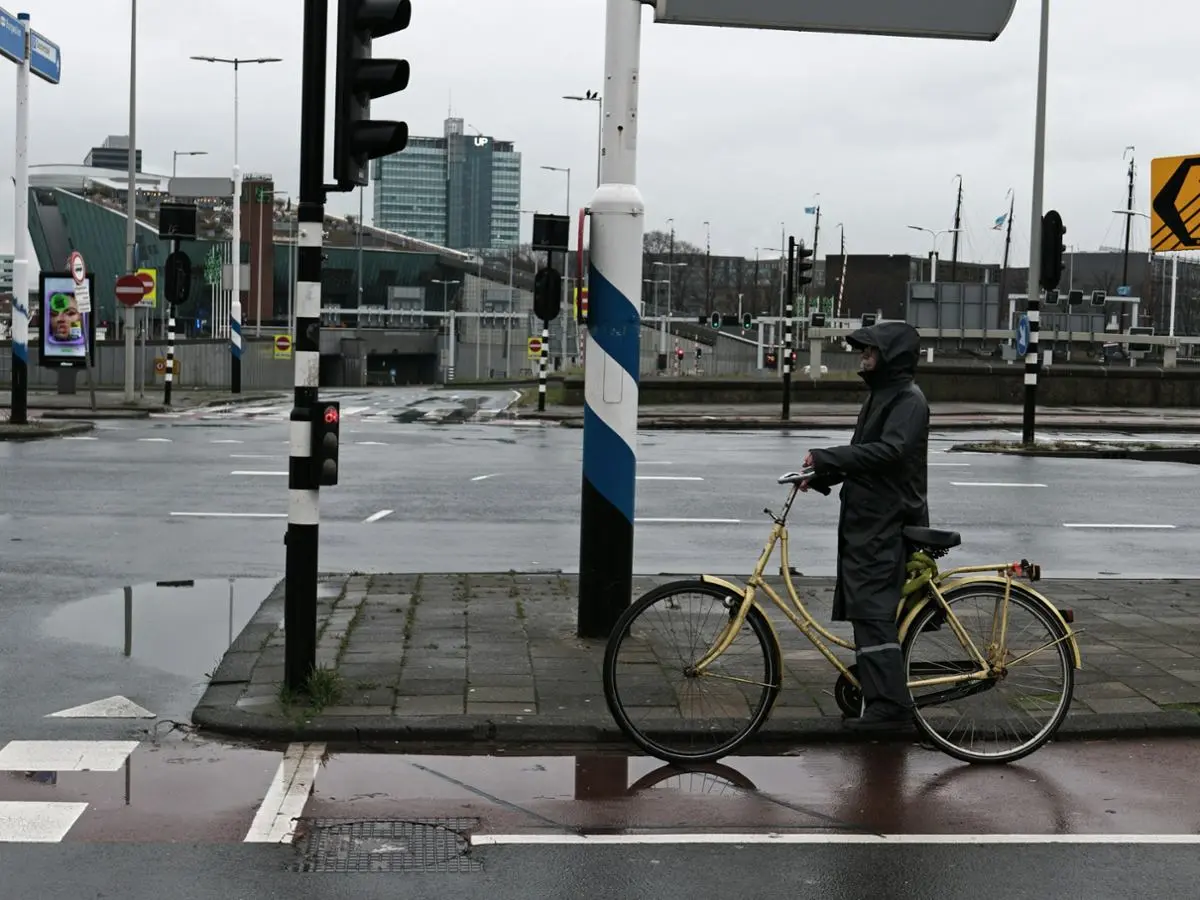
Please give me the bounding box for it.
[324,407,339,424]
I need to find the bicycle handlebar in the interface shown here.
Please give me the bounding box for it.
[776,468,816,485]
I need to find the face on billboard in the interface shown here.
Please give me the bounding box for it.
[41,275,90,360]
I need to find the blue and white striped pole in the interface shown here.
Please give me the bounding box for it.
[9,13,31,424]
[230,297,242,394]
[577,0,645,639]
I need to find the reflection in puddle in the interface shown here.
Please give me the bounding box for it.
[40,578,279,678]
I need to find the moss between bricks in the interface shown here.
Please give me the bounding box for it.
[1163,702,1200,714]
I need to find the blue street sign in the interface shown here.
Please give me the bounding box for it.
[29,29,59,84]
[1117,285,1131,297]
[1016,314,1030,356]
[0,7,25,66]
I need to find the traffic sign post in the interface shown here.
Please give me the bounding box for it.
[527,335,542,359]
[274,334,293,359]
[162,243,191,406]
[5,8,62,425]
[62,252,98,413]
[115,274,146,307]
[1016,313,1030,356]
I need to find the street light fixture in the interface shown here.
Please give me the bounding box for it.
[562,90,602,188]
[171,149,207,178]
[907,224,962,283]
[190,54,283,338]
[431,278,461,311]
[540,165,572,219]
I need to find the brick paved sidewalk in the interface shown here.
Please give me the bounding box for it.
[192,573,1200,747]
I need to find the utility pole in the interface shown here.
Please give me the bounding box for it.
[704,220,711,314]
[1121,147,1136,331]
[810,205,821,305]
[837,225,847,318]
[950,174,963,281]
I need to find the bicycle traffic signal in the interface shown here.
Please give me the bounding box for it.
[1040,209,1066,292]
[796,244,814,287]
[533,266,562,321]
[310,401,341,486]
[333,0,412,190]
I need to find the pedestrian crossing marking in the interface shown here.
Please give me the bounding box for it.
[0,801,88,843]
[0,740,139,772]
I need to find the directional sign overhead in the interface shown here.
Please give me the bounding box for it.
[0,7,24,66]
[29,29,59,84]
[652,0,1018,40]
[1151,155,1200,252]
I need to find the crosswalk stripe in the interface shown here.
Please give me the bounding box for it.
[244,742,325,844]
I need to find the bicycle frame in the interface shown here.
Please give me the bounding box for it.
[690,484,1079,693]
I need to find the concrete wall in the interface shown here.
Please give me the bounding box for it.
[560,365,1200,408]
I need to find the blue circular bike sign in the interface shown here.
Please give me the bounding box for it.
[1016,314,1030,356]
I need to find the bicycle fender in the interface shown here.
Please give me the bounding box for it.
[698,575,783,649]
[903,576,1081,669]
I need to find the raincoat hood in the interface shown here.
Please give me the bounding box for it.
[846,321,921,386]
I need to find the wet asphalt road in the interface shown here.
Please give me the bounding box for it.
[0,734,1198,897]
[1,387,1198,892]
[1,385,1199,730]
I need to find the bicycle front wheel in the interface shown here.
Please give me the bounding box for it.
[904,583,1075,764]
[603,581,782,764]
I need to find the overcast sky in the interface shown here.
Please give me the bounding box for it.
[0,0,1194,268]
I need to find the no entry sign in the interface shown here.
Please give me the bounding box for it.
[115,273,147,308]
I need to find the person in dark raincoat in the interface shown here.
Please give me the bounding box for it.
[801,320,929,732]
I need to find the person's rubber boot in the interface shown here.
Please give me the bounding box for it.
[843,702,915,733]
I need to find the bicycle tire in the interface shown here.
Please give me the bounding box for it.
[603,580,782,764]
[905,582,1075,765]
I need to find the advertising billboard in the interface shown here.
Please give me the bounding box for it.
[38,272,95,369]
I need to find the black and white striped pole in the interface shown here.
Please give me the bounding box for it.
[1022,291,1039,444]
[163,239,179,405]
[538,319,549,411]
[285,0,328,692]
[782,236,794,421]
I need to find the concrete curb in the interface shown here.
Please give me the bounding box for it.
[0,421,95,441]
[40,408,154,420]
[526,416,1200,433]
[190,704,1200,749]
[950,443,1200,464]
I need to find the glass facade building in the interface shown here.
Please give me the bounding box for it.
[373,117,520,252]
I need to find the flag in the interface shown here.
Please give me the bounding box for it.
[992,212,1007,230]
[804,206,818,215]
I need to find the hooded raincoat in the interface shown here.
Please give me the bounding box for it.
[809,321,929,622]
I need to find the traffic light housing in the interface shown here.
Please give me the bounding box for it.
[1090,290,1107,308]
[310,401,341,487]
[796,245,815,287]
[861,313,877,327]
[810,312,826,327]
[741,312,753,330]
[533,266,562,321]
[709,312,721,329]
[333,0,412,190]
[1040,209,1066,292]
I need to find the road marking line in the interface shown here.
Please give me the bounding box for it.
[231,470,288,476]
[46,696,155,719]
[470,832,1200,846]
[637,476,704,481]
[0,740,139,772]
[0,802,90,843]
[1063,523,1177,529]
[950,482,1047,488]
[364,509,394,523]
[137,437,172,443]
[636,517,742,524]
[230,454,281,459]
[640,460,673,465]
[929,462,970,467]
[340,406,371,417]
[471,473,500,481]
[244,742,325,844]
[355,441,387,446]
[211,439,244,444]
[61,436,98,441]
[170,512,287,519]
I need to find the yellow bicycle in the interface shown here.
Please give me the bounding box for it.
[602,469,1082,765]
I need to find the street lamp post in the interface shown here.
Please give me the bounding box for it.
[172,149,208,178]
[123,0,138,402]
[1112,207,1150,331]
[652,261,686,358]
[906,225,961,283]
[190,54,282,343]
[563,90,602,188]
[432,278,461,381]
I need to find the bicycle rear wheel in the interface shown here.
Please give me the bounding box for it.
[603,580,782,764]
[904,583,1074,764]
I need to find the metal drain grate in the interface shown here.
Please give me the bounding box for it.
[290,818,482,873]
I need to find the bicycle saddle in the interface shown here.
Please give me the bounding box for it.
[777,469,816,485]
[903,526,962,551]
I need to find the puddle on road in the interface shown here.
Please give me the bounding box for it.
[39,577,281,678]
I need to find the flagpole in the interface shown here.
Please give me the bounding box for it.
[1000,189,1015,337]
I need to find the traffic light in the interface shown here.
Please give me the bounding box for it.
[861,313,877,327]
[796,245,815,287]
[533,266,562,321]
[1067,290,1084,306]
[1044,289,1060,306]
[810,312,826,327]
[1040,209,1066,292]
[310,401,341,487]
[710,311,721,329]
[741,312,753,330]
[1090,290,1107,308]
[333,0,412,190]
